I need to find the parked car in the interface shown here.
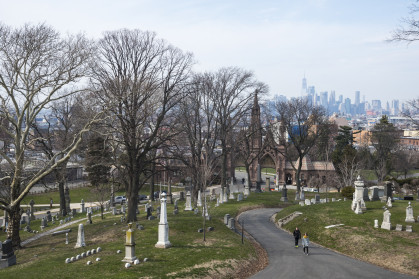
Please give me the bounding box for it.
[114,196,126,204]
[138,195,147,201]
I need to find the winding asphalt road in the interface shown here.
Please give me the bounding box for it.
[238,208,417,279]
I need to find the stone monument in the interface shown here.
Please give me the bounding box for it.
[80,199,85,214]
[122,223,138,263]
[383,181,393,202]
[0,239,16,268]
[280,184,288,202]
[155,193,171,248]
[386,197,392,208]
[184,191,193,211]
[244,181,250,197]
[381,209,391,230]
[74,223,86,248]
[405,202,415,223]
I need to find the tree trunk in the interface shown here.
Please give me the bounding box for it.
[58,180,66,216]
[101,204,104,219]
[221,140,228,194]
[7,204,22,248]
[127,161,140,222]
[150,162,156,202]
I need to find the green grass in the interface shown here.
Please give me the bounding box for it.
[0,190,292,279]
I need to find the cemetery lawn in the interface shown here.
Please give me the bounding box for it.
[0,190,292,279]
[276,199,419,277]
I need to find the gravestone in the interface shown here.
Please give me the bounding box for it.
[371,187,380,201]
[374,219,379,228]
[354,200,363,214]
[122,223,138,263]
[395,224,403,231]
[80,199,85,214]
[66,233,69,245]
[211,188,216,200]
[305,199,311,206]
[332,198,336,202]
[20,216,26,225]
[386,197,393,208]
[194,208,199,215]
[121,205,126,214]
[299,201,305,206]
[227,218,235,230]
[315,194,320,204]
[383,181,393,202]
[179,191,185,201]
[300,190,305,201]
[311,198,315,204]
[86,212,92,224]
[280,184,288,202]
[223,189,228,203]
[112,208,117,215]
[155,193,171,248]
[74,223,86,248]
[363,188,370,202]
[237,193,243,201]
[405,202,415,222]
[244,182,250,197]
[185,191,193,211]
[406,225,413,232]
[0,239,16,268]
[381,209,391,230]
[197,190,202,207]
[29,199,35,220]
[215,198,219,207]
[224,214,230,225]
[229,181,235,199]
[352,176,366,212]
[47,211,52,222]
[40,217,47,230]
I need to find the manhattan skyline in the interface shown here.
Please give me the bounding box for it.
[0,0,418,104]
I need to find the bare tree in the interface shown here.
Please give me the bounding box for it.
[390,1,419,43]
[30,95,88,216]
[0,23,97,247]
[172,73,220,202]
[271,98,326,196]
[209,68,264,194]
[91,29,193,222]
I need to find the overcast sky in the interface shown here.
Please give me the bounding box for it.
[1,0,418,105]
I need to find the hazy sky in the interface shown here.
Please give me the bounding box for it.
[1,0,418,104]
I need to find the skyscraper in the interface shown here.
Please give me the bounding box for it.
[301,75,307,96]
[355,91,360,106]
[320,91,328,109]
[329,90,336,105]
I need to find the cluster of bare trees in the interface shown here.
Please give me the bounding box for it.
[0,23,266,247]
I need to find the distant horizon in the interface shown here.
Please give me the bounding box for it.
[0,0,418,104]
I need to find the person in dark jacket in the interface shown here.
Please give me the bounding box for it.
[293,227,301,247]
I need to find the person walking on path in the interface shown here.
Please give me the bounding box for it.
[302,232,310,255]
[293,227,301,247]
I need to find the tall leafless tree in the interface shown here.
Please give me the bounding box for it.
[172,73,220,202]
[91,29,193,222]
[271,98,326,196]
[0,23,98,247]
[209,68,264,194]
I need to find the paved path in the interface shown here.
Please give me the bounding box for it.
[238,208,416,279]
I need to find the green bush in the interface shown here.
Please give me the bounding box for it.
[341,186,355,199]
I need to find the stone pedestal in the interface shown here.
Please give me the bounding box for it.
[381,210,391,230]
[74,223,86,248]
[80,199,85,214]
[223,190,228,203]
[386,197,393,208]
[354,200,363,214]
[405,202,415,222]
[122,223,138,262]
[244,183,250,197]
[155,193,171,249]
[185,191,193,211]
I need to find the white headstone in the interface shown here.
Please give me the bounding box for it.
[405,202,415,222]
[184,191,193,211]
[395,224,403,231]
[74,223,86,248]
[354,200,363,214]
[386,197,392,208]
[122,223,137,263]
[305,199,311,206]
[374,219,379,228]
[381,209,391,230]
[197,190,202,207]
[155,193,171,248]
